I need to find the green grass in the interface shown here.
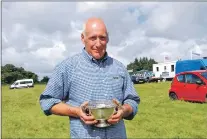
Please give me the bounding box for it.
[2,82,207,138]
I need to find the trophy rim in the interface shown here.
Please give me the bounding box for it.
[88,99,116,109]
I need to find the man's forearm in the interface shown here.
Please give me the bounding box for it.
[122,104,133,118]
[50,102,80,117]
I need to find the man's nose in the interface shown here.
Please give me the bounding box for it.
[95,38,101,47]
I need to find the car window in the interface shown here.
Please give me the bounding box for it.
[185,74,202,84]
[20,81,26,84]
[177,75,185,83]
[201,72,207,80]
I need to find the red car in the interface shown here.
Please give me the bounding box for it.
[169,70,207,103]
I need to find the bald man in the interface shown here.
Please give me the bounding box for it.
[39,17,140,138]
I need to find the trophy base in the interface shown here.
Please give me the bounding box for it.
[94,119,111,128]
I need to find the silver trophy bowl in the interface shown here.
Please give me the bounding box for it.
[88,100,116,128]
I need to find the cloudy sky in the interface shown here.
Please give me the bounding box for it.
[2,2,207,79]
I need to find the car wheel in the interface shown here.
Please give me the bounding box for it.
[169,92,178,100]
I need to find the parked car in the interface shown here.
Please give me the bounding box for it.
[131,75,139,84]
[147,71,163,82]
[134,70,162,83]
[136,70,149,83]
[169,70,207,103]
[10,79,34,89]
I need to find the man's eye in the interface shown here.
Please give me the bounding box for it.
[90,37,97,41]
[100,36,107,41]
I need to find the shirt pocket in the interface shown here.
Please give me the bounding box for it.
[103,74,124,102]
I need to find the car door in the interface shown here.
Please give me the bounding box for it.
[174,74,186,99]
[19,81,27,88]
[14,82,19,88]
[182,73,196,100]
[192,74,207,102]
[183,73,205,101]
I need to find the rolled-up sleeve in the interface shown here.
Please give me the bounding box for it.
[39,62,69,116]
[123,69,140,120]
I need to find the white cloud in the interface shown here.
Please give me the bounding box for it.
[2,2,207,79]
[2,32,8,43]
[76,2,109,13]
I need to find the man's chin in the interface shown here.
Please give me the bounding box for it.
[93,54,103,60]
[93,56,102,60]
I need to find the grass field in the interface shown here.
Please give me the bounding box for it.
[2,82,207,138]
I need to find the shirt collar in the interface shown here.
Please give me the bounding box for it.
[82,48,108,63]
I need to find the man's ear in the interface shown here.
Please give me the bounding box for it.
[81,33,85,44]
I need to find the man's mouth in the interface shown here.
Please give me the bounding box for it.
[93,50,100,53]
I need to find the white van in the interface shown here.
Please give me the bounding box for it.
[10,79,34,89]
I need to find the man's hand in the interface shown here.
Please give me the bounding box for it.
[107,99,134,124]
[76,101,98,125]
[107,108,124,124]
[107,99,124,124]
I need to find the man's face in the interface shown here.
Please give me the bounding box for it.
[81,24,108,60]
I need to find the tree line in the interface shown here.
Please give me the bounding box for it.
[1,64,49,84]
[127,57,157,72]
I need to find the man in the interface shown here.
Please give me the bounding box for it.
[39,17,140,138]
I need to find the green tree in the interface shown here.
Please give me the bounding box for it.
[41,76,49,83]
[1,64,39,84]
[127,57,157,72]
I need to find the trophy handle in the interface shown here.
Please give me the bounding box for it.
[112,99,124,114]
[81,104,91,116]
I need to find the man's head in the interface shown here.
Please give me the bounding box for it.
[81,17,109,60]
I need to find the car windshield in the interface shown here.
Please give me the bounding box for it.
[201,72,207,80]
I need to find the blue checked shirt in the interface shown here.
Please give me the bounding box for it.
[39,48,140,139]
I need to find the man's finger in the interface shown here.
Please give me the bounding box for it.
[80,116,97,125]
[80,115,95,121]
[107,118,119,124]
[111,113,121,119]
[111,110,123,119]
[84,120,98,125]
[81,114,96,121]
